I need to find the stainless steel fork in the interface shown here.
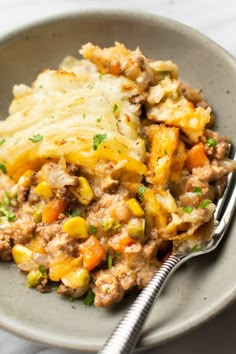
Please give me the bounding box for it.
[98,153,236,354]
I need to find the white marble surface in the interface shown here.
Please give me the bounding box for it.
[0,0,236,353]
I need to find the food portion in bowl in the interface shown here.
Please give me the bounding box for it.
[0,42,235,307]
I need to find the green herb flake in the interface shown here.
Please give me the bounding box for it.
[89,224,97,234]
[96,115,103,123]
[71,210,82,217]
[198,199,212,209]
[0,163,7,174]
[29,134,43,143]
[0,205,16,222]
[193,186,202,194]
[0,139,6,146]
[205,138,217,147]
[38,264,47,277]
[83,288,95,306]
[182,206,193,213]
[82,113,86,119]
[138,184,146,197]
[117,149,121,154]
[98,73,104,80]
[92,133,107,151]
[4,192,11,206]
[105,288,110,294]
[107,255,112,269]
[113,104,119,113]
[164,149,168,155]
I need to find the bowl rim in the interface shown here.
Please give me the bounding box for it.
[0,8,236,352]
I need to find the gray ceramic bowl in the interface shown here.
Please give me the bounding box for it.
[0,10,236,352]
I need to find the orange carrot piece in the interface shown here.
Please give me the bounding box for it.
[109,233,134,252]
[42,199,65,223]
[185,142,209,171]
[80,236,106,271]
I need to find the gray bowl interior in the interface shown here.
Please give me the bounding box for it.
[0,11,236,352]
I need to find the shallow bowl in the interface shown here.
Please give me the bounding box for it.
[0,10,236,352]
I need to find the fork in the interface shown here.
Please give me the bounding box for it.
[98,153,236,354]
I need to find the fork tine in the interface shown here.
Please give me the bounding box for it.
[214,152,236,221]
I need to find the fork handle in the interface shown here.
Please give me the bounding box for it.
[98,254,185,354]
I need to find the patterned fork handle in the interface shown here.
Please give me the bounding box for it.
[98,254,187,354]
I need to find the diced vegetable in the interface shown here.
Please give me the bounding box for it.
[127,218,145,238]
[185,142,209,171]
[12,244,33,264]
[49,255,83,281]
[80,236,105,271]
[63,216,88,238]
[42,199,65,223]
[61,268,90,289]
[126,198,144,217]
[101,216,121,232]
[34,181,53,199]
[74,177,94,206]
[32,202,45,223]
[109,233,134,252]
[27,269,45,288]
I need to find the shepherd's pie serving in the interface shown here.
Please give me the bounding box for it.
[0,43,235,307]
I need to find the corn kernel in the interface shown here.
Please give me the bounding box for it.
[34,181,53,199]
[76,177,94,206]
[127,198,144,217]
[61,268,90,289]
[63,216,88,238]
[12,244,33,264]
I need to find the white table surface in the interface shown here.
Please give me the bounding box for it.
[0,1,236,353]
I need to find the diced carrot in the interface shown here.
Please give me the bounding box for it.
[109,233,134,252]
[42,199,65,223]
[80,236,106,271]
[185,142,209,171]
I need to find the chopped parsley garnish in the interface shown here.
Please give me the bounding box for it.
[82,113,86,119]
[138,184,146,196]
[205,138,217,147]
[92,133,107,151]
[182,206,193,213]
[107,255,113,269]
[38,264,47,277]
[83,288,95,306]
[29,134,43,143]
[113,104,119,113]
[98,73,104,80]
[198,199,212,208]
[96,115,103,123]
[193,186,202,194]
[0,139,6,145]
[117,149,121,154]
[89,225,97,234]
[0,163,7,174]
[0,205,16,222]
[164,149,168,155]
[71,210,82,217]
[4,192,11,206]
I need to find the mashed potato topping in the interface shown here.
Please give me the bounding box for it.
[0,42,234,307]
